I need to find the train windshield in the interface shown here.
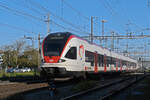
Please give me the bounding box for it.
[43,32,72,57]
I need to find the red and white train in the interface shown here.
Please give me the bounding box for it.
[40,32,139,78]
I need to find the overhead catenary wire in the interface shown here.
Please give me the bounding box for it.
[97,0,115,15]
[0,3,47,30]
[60,0,91,32]
[11,0,45,16]
[0,1,84,34]
[62,0,90,21]
[0,0,47,27]
[51,20,86,34]
[104,0,117,15]
[0,2,45,22]
[24,0,90,34]
[12,0,86,34]
[0,22,33,33]
[61,0,99,27]
[98,0,144,37]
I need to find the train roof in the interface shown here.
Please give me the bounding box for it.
[46,32,72,38]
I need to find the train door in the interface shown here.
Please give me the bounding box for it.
[94,52,98,73]
[116,58,118,72]
[126,62,128,72]
[79,45,85,70]
[104,54,107,72]
[120,60,122,71]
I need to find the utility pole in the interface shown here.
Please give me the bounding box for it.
[144,42,147,58]
[111,31,115,51]
[91,16,93,43]
[45,13,50,34]
[102,19,107,47]
[38,34,41,68]
[126,23,130,56]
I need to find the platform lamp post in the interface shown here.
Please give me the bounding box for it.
[101,19,107,47]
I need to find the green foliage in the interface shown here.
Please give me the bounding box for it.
[1,39,40,68]
[0,71,38,78]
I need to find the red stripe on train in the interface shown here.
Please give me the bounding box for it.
[116,59,118,72]
[94,52,98,73]
[104,55,107,72]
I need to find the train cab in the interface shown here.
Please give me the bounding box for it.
[41,32,81,77]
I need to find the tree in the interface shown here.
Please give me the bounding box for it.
[1,38,39,69]
[13,39,26,67]
[1,44,14,67]
[23,49,38,68]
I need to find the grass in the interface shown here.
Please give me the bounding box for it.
[71,80,97,93]
[0,71,40,78]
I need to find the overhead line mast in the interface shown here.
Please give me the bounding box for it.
[91,16,94,43]
[45,13,50,34]
[25,0,90,34]
[0,1,84,34]
[101,19,107,47]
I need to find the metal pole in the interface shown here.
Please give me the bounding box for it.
[102,19,107,47]
[38,34,41,68]
[111,31,115,51]
[91,16,93,43]
[45,13,50,34]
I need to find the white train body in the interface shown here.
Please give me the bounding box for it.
[41,32,138,77]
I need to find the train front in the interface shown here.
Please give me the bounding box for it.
[40,32,73,78]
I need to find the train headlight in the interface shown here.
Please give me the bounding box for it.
[58,59,66,63]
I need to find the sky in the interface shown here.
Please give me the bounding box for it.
[0,0,150,58]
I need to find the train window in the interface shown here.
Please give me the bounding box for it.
[115,59,120,67]
[114,59,118,67]
[106,56,111,67]
[120,60,122,67]
[122,61,127,66]
[65,47,77,59]
[111,57,116,66]
[98,54,104,67]
[85,50,94,66]
[118,59,120,67]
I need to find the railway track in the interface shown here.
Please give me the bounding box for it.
[20,74,137,100]
[0,74,146,100]
[0,77,74,100]
[0,81,48,99]
[61,75,146,100]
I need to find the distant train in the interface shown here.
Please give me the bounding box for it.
[40,32,139,78]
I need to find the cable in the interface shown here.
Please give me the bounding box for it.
[0,22,33,33]
[0,1,44,22]
[97,0,114,15]
[62,0,90,21]
[0,1,87,35]
[104,0,116,15]
[12,0,45,16]
[0,0,46,28]
[24,0,90,34]
[61,0,90,32]
[51,20,88,34]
